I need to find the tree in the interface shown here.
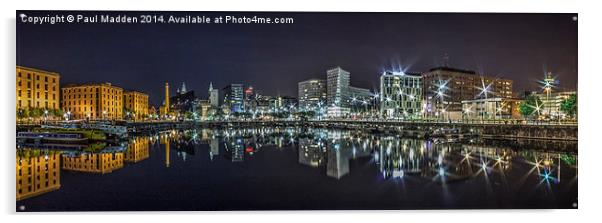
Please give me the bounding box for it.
[184,111,195,120]
[30,108,42,119]
[212,107,225,120]
[53,109,64,118]
[17,108,29,121]
[560,94,577,118]
[519,95,542,118]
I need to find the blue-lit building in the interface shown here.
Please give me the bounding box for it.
[222,84,244,113]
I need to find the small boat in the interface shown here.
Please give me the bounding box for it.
[17,131,88,143]
[17,127,107,143]
[41,121,128,139]
[82,122,128,138]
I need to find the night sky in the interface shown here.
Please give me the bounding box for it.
[16,11,577,106]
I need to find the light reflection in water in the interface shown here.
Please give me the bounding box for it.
[16,127,577,206]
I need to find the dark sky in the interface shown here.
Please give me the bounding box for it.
[16,11,577,106]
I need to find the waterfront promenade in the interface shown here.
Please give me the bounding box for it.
[124,119,578,141]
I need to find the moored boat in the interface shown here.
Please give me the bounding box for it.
[17,128,106,143]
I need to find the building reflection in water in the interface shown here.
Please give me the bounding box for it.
[62,152,124,174]
[153,127,576,184]
[16,149,61,201]
[125,137,150,163]
[15,127,577,204]
[161,133,171,168]
[298,137,325,167]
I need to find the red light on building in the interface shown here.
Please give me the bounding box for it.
[245,87,254,95]
[245,147,254,153]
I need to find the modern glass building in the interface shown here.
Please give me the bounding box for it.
[326,67,350,117]
[298,78,326,111]
[379,71,422,118]
[222,84,244,113]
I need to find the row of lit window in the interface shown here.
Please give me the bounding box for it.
[17,72,57,83]
[63,101,121,107]
[17,90,56,100]
[17,81,57,91]
[17,100,56,109]
[63,86,122,94]
[63,94,121,100]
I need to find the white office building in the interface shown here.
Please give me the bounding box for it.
[379,71,422,119]
[326,67,351,117]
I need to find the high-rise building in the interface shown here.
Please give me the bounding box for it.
[243,86,256,111]
[327,67,351,117]
[16,66,60,110]
[380,71,422,118]
[123,91,149,121]
[208,82,219,107]
[223,84,244,113]
[326,67,350,107]
[422,67,513,120]
[244,86,255,100]
[298,79,326,111]
[61,83,123,120]
[16,150,61,201]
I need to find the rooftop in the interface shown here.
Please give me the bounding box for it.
[428,66,477,74]
[62,82,123,89]
[382,71,421,77]
[16,65,60,77]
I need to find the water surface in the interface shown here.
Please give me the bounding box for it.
[16,127,578,211]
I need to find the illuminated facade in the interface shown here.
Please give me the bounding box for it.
[62,153,124,174]
[223,84,244,113]
[208,82,219,107]
[326,67,350,108]
[62,83,124,120]
[161,82,170,116]
[422,67,513,120]
[125,137,150,163]
[380,71,422,118]
[16,150,61,201]
[124,91,149,120]
[298,79,326,111]
[532,91,576,117]
[461,97,523,119]
[16,66,60,110]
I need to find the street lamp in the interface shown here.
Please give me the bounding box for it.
[540,72,556,119]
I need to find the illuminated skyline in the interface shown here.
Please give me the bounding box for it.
[16,11,577,106]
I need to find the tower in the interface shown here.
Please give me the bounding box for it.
[165,82,170,114]
[180,82,187,94]
[209,82,219,107]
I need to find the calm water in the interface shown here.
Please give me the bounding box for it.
[16,127,578,211]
